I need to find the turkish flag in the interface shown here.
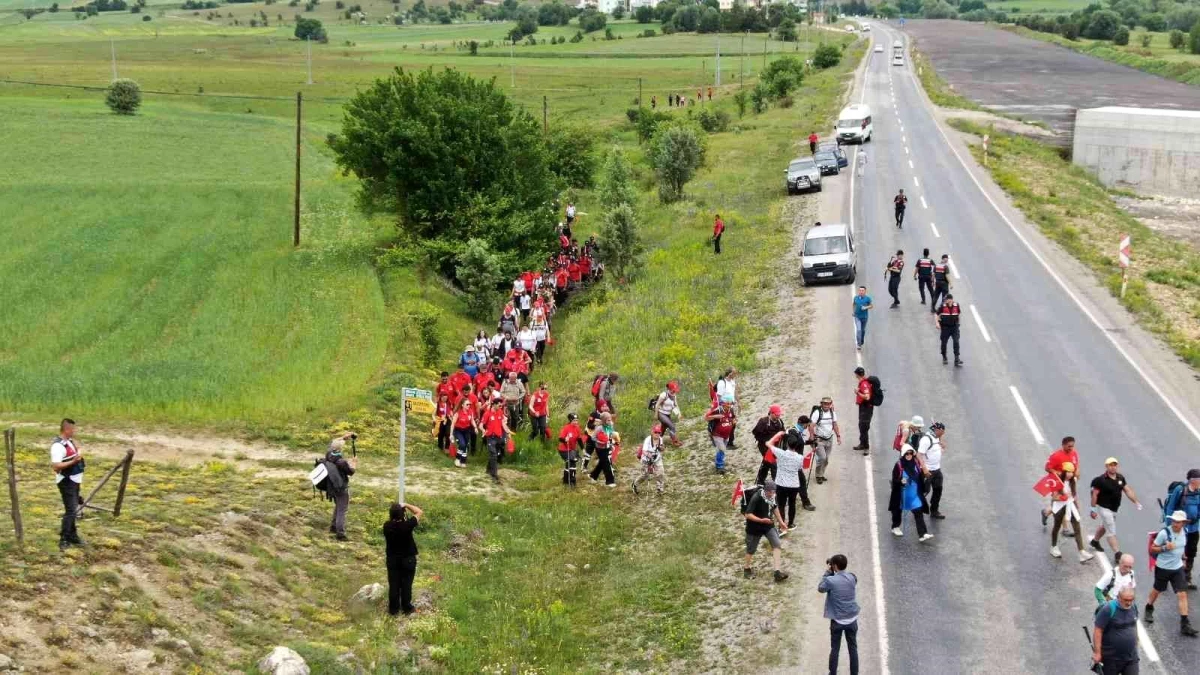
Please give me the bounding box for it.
[505,437,515,455]
[802,452,814,471]
[1032,473,1063,497]
[764,448,777,465]
[731,479,745,506]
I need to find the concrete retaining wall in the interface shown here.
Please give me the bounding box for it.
[1072,106,1200,197]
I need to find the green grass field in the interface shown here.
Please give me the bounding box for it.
[985,0,1091,14]
[0,4,864,669]
[1004,24,1200,86]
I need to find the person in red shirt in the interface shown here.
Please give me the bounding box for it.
[473,369,496,396]
[808,131,819,154]
[588,411,619,487]
[555,267,569,306]
[854,367,874,453]
[450,386,480,468]
[502,347,531,381]
[713,214,725,255]
[558,412,585,487]
[435,371,457,408]
[479,398,512,483]
[568,259,582,287]
[706,397,736,473]
[1042,436,1080,527]
[521,270,535,295]
[448,367,471,402]
[434,393,453,453]
[580,255,592,282]
[528,382,550,442]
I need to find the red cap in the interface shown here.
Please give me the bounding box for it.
[652,424,663,434]
[769,404,783,416]
[667,381,679,393]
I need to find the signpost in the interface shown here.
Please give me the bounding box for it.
[1118,233,1132,298]
[398,387,433,503]
[982,133,990,166]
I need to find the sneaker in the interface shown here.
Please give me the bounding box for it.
[891,527,903,537]
[1090,539,1104,553]
[336,533,348,541]
[803,504,817,512]
[1182,622,1198,637]
[773,570,789,583]
[743,567,754,579]
[942,355,948,365]
[1079,549,1095,563]
[454,460,464,468]
[605,483,616,488]
[1144,603,1155,624]
[931,511,946,520]
[852,444,867,451]
[954,359,963,367]
[1050,546,1062,558]
[919,533,934,542]
[590,476,599,484]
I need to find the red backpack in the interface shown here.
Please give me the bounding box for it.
[591,375,606,398]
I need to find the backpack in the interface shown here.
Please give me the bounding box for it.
[892,422,908,452]
[739,485,763,514]
[1093,599,1120,620]
[867,376,884,406]
[810,406,835,439]
[314,457,346,499]
[648,392,662,412]
[1162,481,1187,519]
[591,374,607,398]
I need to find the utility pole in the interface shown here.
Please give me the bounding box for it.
[740,31,746,85]
[715,32,721,87]
[543,95,548,134]
[638,77,643,108]
[306,36,313,85]
[510,40,515,88]
[763,37,768,71]
[294,92,302,247]
[110,38,118,81]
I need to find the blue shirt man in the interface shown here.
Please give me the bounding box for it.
[852,287,873,350]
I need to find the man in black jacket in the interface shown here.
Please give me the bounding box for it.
[752,405,786,485]
[383,502,424,616]
[326,433,358,541]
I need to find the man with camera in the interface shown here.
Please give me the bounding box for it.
[819,553,860,675]
[50,418,86,551]
[325,433,358,541]
[1092,586,1139,675]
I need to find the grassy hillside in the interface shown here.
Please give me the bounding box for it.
[985,0,1091,14]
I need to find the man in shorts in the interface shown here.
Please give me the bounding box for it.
[1145,510,1199,636]
[1088,457,1143,563]
[743,479,789,583]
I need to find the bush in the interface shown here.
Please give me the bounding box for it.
[597,204,643,282]
[294,17,326,41]
[578,8,606,32]
[648,121,707,202]
[1167,6,1200,33]
[1191,20,1200,55]
[1113,26,1129,45]
[105,78,142,115]
[921,0,956,20]
[776,17,797,42]
[812,43,841,69]
[598,146,637,210]
[639,29,656,37]
[328,67,557,279]
[1083,10,1121,40]
[626,107,641,124]
[958,0,986,11]
[696,107,730,133]
[412,305,441,367]
[456,239,504,320]
[141,13,150,20]
[761,56,805,98]
[1141,33,1151,48]
[1169,29,1186,49]
[1142,12,1166,33]
[569,30,584,43]
[1061,21,1080,40]
[546,125,599,190]
[636,109,671,143]
[635,5,653,23]
[749,83,768,114]
[733,89,748,118]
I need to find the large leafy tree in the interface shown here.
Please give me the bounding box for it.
[329,67,557,277]
[649,121,707,203]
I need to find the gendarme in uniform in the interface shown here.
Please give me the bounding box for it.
[50,420,85,550]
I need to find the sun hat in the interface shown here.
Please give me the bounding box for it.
[910,415,925,427]
[1171,510,1189,522]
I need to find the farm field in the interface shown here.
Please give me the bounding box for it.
[984,0,1091,14]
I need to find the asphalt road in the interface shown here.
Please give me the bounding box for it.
[799,23,1200,674]
[900,20,1200,134]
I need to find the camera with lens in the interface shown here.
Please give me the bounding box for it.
[350,433,358,440]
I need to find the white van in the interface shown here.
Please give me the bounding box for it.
[800,223,857,285]
[834,104,873,144]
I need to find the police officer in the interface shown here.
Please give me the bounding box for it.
[936,294,963,367]
[930,254,952,314]
[885,250,904,308]
[913,248,934,305]
[50,418,85,550]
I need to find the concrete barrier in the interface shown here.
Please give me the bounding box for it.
[1072,106,1200,198]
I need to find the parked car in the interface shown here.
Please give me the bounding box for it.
[892,54,904,66]
[874,45,883,52]
[785,157,822,194]
[813,150,841,176]
[818,142,849,169]
[801,223,857,285]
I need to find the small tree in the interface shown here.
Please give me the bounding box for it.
[813,43,842,69]
[749,83,768,114]
[457,238,504,320]
[1169,29,1185,49]
[1113,26,1130,45]
[635,5,653,23]
[1083,10,1121,40]
[733,89,748,118]
[546,124,599,190]
[648,121,707,203]
[105,78,142,115]
[1191,20,1200,54]
[776,17,797,42]
[597,146,637,211]
[294,17,326,41]
[598,203,643,282]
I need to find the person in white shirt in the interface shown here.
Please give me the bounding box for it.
[654,382,683,447]
[473,330,491,364]
[632,425,666,496]
[512,277,526,296]
[767,430,815,529]
[517,326,537,356]
[918,421,947,519]
[809,397,842,485]
[49,418,86,550]
[518,292,532,322]
[1095,553,1137,605]
[715,368,739,448]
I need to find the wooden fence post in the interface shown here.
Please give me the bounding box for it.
[113,450,134,518]
[4,427,23,547]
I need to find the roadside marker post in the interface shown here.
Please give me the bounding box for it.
[1118,233,1131,298]
[982,133,989,166]
[398,388,433,503]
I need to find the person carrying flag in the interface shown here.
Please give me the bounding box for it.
[752,405,786,486]
[557,412,584,487]
[706,396,737,474]
[588,412,618,488]
[528,382,550,442]
[1049,461,1095,563]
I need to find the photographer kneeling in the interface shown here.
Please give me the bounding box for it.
[818,554,860,675]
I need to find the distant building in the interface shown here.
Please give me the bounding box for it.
[629,0,662,8]
[580,0,626,13]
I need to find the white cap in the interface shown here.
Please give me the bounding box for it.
[910,415,924,427]
[900,443,915,455]
[1171,510,1189,522]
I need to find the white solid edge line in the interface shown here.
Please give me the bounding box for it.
[930,222,941,238]
[1008,385,1046,445]
[908,159,914,169]
[905,146,909,155]
[923,72,1200,445]
[920,196,928,209]
[1097,551,1162,663]
[969,304,992,343]
[948,257,961,280]
[914,176,920,188]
